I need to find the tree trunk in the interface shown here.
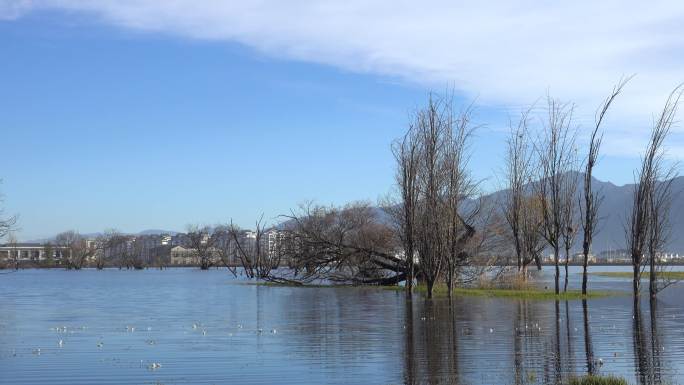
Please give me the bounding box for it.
[564,246,570,293]
[581,258,588,295]
[426,279,434,299]
[554,246,560,295]
[633,263,641,296]
[649,255,657,299]
[581,240,590,295]
[406,252,414,296]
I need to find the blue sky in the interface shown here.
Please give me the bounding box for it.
[1,2,682,240]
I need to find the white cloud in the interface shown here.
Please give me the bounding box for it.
[4,0,684,156]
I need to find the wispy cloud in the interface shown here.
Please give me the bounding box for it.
[4,0,684,155]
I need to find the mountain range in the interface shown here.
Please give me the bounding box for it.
[481,172,684,255]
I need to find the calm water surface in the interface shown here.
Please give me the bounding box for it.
[1,267,683,384]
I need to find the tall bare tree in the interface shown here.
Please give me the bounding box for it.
[442,104,479,296]
[580,78,630,294]
[391,125,420,295]
[414,95,449,298]
[535,97,577,294]
[627,85,682,297]
[503,109,543,279]
[560,170,579,293]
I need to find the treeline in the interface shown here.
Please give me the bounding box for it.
[2,79,682,301]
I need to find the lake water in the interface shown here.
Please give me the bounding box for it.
[1,266,683,384]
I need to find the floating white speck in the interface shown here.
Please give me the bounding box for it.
[271,329,277,334]
[58,340,63,347]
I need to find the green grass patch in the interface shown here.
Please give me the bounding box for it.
[244,280,619,300]
[567,375,628,385]
[589,271,684,280]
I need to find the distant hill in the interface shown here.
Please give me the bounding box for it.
[24,229,179,243]
[481,172,684,254]
[137,229,179,236]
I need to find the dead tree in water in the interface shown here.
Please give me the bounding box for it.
[442,103,480,296]
[226,216,282,280]
[410,95,482,298]
[503,109,543,279]
[627,85,682,297]
[580,78,630,294]
[391,125,420,295]
[186,225,217,270]
[0,184,16,244]
[535,97,576,295]
[55,230,98,270]
[278,202,401,285]
[560,170,579,293]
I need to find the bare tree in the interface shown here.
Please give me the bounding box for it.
[391,124,420,295]
[227,216,282,280]
[503,109,543,279]
[442,104,479,296]
[414,95,449,298]
[6,233,19,269]
[535,96,577,294]
[648,173,677,298]
[560,169,579,293]
[277,202,402,285]
[518,196,546,278]
[580,78,630,294]
[0,182,17,243]
[186,225,218,270]
[627,85,682,297]
[55,230,97,270]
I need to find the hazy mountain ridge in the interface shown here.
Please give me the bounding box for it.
[480,172,684,254]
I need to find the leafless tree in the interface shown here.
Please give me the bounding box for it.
[5,232,19,269]
[503,108,543,279]
[0,182,17,243]
[627,85,682,297]
[580,77,631,294]
[442,104,480,296]
[186,225,218,270]
[213,225,239,277]
[276,202,402,285]
[560,170,579,293]
[648,173,678,297]
[535,96,577,294]
[55,230,97,270]
[226,215,282,280]
[518,196,546,278]
[391,123,420,295]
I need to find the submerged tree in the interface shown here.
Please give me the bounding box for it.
[580,78,630,295]
[535,97,577,294]
[0,181,17,245]
[627,85,682,297]
[560,170,579,293]
[391,125,420,295]
[503,109,544,279]
[186,225,218,270]
[55,230,98,270]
